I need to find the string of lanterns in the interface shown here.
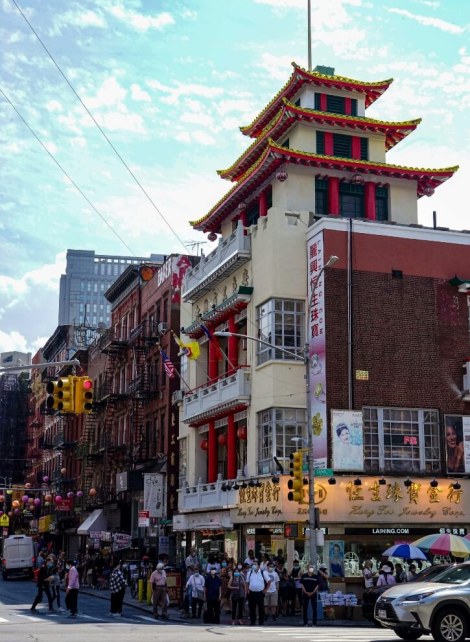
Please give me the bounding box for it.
[200,426,247,450]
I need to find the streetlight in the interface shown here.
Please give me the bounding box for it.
[214,253,339,567]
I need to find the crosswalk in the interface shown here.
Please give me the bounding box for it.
[252,625,432,641]
[0,611,167,625]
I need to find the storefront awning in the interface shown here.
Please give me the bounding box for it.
[77,509,106,536]
[173,511,233,532]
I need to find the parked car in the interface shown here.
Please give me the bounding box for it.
[1,535,35,580]
[362,564,452,624]
[411,564,452,582]
[374,561,470,642]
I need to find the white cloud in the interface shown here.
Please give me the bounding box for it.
[44,141,57,155]
[95,109,146,133]
[388,8,464,34]
[106,5,174,32]
[131,83,151,102]
[0,329,30,353]
[85,77,127,109]
[70,136,87,148]
[147,79,224,105]
[45,100,63,112]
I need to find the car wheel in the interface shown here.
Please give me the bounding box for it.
[393,629,422,640]
[431,608,467,642]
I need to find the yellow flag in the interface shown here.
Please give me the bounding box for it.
[173,333,200,360]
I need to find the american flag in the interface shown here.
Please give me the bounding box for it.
[160,348,176,378]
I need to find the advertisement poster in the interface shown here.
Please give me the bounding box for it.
[328,540,345,578]
[143,473,164,518]
[444,415,469,474]
[306,230,327,468]
[331,409,364,471]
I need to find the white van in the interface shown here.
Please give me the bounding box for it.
[1,535,35,580]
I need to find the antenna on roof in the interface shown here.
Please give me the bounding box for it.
[185,240,207,256]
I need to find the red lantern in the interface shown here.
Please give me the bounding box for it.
[237,426,247,440]
[54,495,63,504]
[44,494,52,502]
[200,439,208,451]
[25,482,31,489]
[89,488,97,496]
[218,433,227,446]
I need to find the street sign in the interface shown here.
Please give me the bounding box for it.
[138,510,150,528]
[314,468,334,477]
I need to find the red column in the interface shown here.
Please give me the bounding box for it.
[344,97,352,115]
[228,316,238,374]
[227,414,237,480]
[208,421,217,483]
[364,181,376,220]
[259,191,268,217]
[319,94,327,111]
[328,177,340,216]
[351,137,361,159]
[324,132,333,156]
[208,329,218,381]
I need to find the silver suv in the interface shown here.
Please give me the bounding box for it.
[374,562,470,642]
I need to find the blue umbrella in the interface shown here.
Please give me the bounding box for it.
[382,543,427,560]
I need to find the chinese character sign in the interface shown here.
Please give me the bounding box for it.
[331,410,364,471]
[307,230,327,468]
[144,473,164,518]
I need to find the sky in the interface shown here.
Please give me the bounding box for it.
[1,0,469,356]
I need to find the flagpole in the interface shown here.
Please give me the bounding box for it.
[308,0,312,71]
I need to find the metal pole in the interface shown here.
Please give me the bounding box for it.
[307,0,312,71]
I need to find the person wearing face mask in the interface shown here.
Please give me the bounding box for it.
[300,565,319,627]
[65,559,80,618]
[30,557,54,613]
[264,563,280,621]
[186,566,205,618]
[228,563,247,625]
[220,560,231,614]
[246,559,271,625]
[204,566,222,624]
[290,558,302,615]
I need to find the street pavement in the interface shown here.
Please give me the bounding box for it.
[80,583,375,627]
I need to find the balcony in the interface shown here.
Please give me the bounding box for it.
[178,478,238,512]
[53,432,76,450]
[182,222,251,302]
[127,375,149,399]
[183,367,251,427]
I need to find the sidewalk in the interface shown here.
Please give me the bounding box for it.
[79,586,374,627]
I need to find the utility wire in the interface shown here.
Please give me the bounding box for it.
[11,0,188,253]
[0,87,136,256]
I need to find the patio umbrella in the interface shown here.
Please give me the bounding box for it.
[412,533,470,558]
[382,543,427,560]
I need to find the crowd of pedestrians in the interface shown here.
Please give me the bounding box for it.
[182,548,328,627]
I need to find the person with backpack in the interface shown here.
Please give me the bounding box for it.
[246,559,271,625]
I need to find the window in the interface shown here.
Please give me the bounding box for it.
[257,408,306,474]
[340,182,364,218]
[376,186,389,221]
[315,178,328,214]
[363,407,440,474]
[315,93,358,116]
[360,137,368,161]
[256,299,305,365]
[316,131,325,155]
[333,134,351,158]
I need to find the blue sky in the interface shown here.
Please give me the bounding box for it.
[1,0,469,354]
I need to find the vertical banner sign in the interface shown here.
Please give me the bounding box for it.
[307,230,327,468]
[144,473,164,518]
[463,416,470,473]
[331,409,364,471]
[444,415,468,474]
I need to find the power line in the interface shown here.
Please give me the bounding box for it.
[11,0,188,253]
[0,86,136,256]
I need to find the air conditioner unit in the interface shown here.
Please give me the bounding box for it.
[172,390,184,405]
[463,361,470,392]
[158,322,168,334]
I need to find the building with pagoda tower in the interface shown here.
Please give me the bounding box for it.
[175,63,468,587]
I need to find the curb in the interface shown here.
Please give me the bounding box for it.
[78,587,375,627]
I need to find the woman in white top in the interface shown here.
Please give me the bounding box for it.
[362,560,375,589]
[376,565,396,589]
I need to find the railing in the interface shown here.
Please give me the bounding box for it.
[182,367,251,424]
[182,223,251,301]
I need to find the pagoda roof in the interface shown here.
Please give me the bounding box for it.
[241,62,393,138]
[192,140,458,233]
[219,99,421,181]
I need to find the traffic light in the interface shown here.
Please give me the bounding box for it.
[74,376,93,414]
[45,376,75,413]
[288,451,304,503]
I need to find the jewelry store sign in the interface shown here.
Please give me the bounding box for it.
[230,477,469,524]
